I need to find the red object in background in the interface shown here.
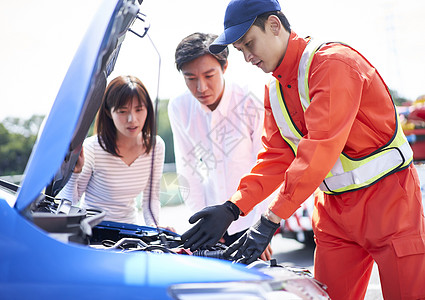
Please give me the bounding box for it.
[405,128,425,161]
[408,106,425,121]
[405,106,425,161]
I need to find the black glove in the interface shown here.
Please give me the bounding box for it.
[223,214,280,265]
[181,201,240,251]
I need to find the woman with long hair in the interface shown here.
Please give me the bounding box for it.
[60,75,164,226]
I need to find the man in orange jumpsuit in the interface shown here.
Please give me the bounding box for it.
[181,0,425,299]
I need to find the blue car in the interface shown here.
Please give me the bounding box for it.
[0,0,329,299]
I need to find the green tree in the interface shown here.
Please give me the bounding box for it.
[2,115,44,137]
[389,88,410,106]
[0,121,37,176]
[156,99,175,164]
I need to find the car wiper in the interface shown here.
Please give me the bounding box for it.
[0,178,20,193]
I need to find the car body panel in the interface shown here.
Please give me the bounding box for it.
[0,200,268,299]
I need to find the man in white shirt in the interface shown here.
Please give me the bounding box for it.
[168,32,272,255]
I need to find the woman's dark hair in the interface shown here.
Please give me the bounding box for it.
[96,75,155,156]
[175,32,229,71]
[253,11,291,32]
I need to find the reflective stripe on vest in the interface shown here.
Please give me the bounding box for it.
[269,80,300,156]
[269,38,413,195]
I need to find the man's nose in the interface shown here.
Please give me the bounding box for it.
[197,78,207,92]
[243,50,253,63]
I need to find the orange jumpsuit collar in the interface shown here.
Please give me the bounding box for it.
[272,31,308,84]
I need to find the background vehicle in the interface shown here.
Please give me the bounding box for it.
[280,194,315,247]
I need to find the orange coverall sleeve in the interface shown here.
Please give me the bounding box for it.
[229,84,293,216]
[231,55,365,220]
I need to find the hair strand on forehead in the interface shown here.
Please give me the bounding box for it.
[96,75,156,157]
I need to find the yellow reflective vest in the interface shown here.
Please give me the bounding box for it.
[269,38,413,194]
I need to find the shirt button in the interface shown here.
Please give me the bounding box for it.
[277,75,282,78]
[287,84,291,88]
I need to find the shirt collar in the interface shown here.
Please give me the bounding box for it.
[272,31,309,84]
[199,80,231,116]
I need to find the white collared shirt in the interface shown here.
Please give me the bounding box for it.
[168,81,271,235]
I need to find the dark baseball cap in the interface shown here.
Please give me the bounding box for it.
[209,0,281,54]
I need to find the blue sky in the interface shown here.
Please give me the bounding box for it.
[1,0,424,121]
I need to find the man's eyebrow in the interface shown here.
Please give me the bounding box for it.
[182,68,216,76]
[182,71,195,76]
[238,35,247,44]
[234,34,247,46]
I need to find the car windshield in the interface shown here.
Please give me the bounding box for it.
[0,181,17,207]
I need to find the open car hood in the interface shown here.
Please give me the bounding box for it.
[14,0,141,212]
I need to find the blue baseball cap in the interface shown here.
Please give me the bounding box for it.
[209,0,281,54]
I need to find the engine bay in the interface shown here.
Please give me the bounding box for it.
[28,194,229,257]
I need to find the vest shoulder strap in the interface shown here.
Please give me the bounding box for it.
[297,38,346,110]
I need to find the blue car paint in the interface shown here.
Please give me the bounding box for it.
[14,0,119,212]
[0,0,272,299]
[0,200,268,299]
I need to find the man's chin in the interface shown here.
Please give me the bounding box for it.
[197,98,211,105]
[261,64,275,74]
[259,66,270,73]
[255,62,270,73]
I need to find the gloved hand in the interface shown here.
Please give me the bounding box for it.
[223,214,280,265]
[181,201,240,251]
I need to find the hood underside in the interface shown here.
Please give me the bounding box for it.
[14,0,141,212]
